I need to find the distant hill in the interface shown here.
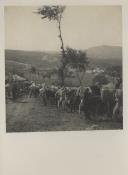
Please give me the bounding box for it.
[5,45,122,73]
[86,45,122,60]
[5,50,61,70]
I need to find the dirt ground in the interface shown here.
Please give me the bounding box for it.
[6,97,123,132]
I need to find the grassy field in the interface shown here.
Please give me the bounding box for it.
[6,96,123,132]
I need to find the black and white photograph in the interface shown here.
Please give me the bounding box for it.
[5,5,123,132]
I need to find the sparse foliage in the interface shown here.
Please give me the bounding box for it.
[36,6,65,21]
[65,47,89,86]
[65,47,89,70]
[106,65,122,78]
[30,66,36,74]
[93,73,108,85]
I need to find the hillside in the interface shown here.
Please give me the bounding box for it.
[86,45,122,60]
[5,50,60,70]
[5,45,122,73]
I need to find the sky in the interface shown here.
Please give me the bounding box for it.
[5,6,122,51]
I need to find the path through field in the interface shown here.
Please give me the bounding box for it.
[6,97,123,132]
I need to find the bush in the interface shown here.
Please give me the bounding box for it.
[93,73,108,85]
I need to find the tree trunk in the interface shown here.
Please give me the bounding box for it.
[76,70,86,87]
[76,71,82,86]
[59,68,64,86]
[58,15,66,86]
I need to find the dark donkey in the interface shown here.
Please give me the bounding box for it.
[82,87,102,120]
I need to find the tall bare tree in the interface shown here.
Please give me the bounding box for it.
[36,6,66,86]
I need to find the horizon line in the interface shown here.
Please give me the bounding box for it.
[5,44,122,52]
